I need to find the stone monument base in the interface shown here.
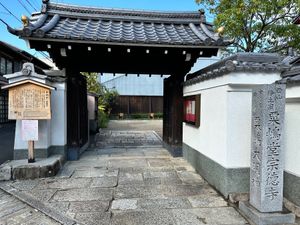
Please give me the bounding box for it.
[239,201,295,225]
[0,155,64,180]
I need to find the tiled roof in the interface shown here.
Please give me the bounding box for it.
[185,53,289,86]
[0,76,7,85]
[0,41,51,70]
[280,56,300,84]
[7,1,231,47]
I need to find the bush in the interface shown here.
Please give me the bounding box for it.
[98,109,109,128]
[155,113,163,119]
[130,113,149,119]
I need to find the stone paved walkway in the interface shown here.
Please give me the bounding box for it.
[0,189,60,225]
[95,130,162,148]
[0,130,249,225]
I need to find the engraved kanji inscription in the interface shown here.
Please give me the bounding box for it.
[8,83,51,120]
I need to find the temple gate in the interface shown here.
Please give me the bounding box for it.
[5,0,230,158]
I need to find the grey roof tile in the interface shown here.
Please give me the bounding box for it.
[7,2,230,47]
[185,53,290,86]
[280,57,300,84]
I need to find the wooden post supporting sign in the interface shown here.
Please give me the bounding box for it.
[28,141,35,163]
[22,120,39,163]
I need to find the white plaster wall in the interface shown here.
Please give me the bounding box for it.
[286,85,300,99]
[226,90,252,168]
[183,85,228,167]
[183,71,281,169]
[88,96,96,120]
[50,82,67,146]
[14,120,51,149]
[284,84,300,177]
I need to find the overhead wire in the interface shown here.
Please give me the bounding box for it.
[17,0,32,15]
[0,0,53,64]
[29,0,40,9]
[38,51,53,63]
[24,0,37,11]
[0,1,21,22]
[33,51,53,64]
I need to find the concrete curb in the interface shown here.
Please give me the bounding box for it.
[0,183,82,225]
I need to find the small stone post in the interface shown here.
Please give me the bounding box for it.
[239,83,295,225]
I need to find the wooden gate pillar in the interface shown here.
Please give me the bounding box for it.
[163,74,184,157]
[66,69,88,160]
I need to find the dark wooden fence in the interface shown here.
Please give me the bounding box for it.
[111,96,163,115]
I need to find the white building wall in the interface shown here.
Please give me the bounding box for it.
[100,57,219,97]
[88,95,96,120]
[14,120,51,150]
[50,82,67,147]
[226,89,252,168]
[284,85,300,177]
[101,74,169,96]
[183,72,281,169]
[183,85,228,167]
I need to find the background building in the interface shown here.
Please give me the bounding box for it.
[100,57,220,117]
[0,41,51,124]
[0,41,52,164]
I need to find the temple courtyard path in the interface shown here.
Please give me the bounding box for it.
[0,121,250,225]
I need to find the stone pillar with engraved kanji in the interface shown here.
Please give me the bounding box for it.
[240,83,295,225]
[250,83,286,212]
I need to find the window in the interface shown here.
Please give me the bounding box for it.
[0,57,6,75]
[14,61,21,72]
[6,60,12,74]
[183,95,201,127]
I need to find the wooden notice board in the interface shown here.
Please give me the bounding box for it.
[8,82,52,120]
[183,95,201,127]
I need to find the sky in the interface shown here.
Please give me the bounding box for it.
[0,0,213,60]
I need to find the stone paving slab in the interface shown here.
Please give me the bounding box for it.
[137,197,192,210]
[111,210,176,225]
[9,179,40,190]
[177,171,206,185]
[90,177,118,188]
[69,201,109,213]
[37,178,92,190]
[111,199,138,210]
[75,212,111,225]
[0,129,257,225]
[108,158,149,168]
[72,168,118,178]
[52,188,114,202]
[172,207,248,225]
[23,189,57,202]
[96,130,162,148]
[0,189,61,225]
[115,184,206,199]
[118,172,144,185]
[188,195,228,208]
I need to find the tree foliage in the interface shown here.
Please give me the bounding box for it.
[196,0,300,53]
[81,72,119,114]
[82,72,102,95]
